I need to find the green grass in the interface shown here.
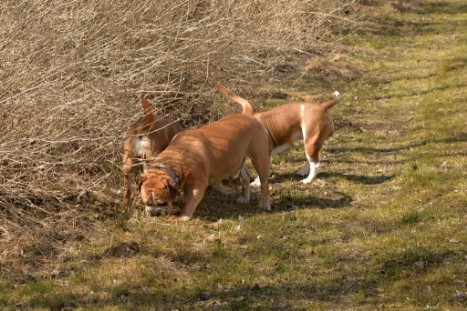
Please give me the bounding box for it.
[2,0,466,310]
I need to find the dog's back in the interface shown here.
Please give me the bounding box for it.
[164,114,267,180]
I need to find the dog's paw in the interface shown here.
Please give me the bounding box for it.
[301,177,314,184]
[250,181,261,188]
[179,215,191,221]
[333,90,341,99]
[262,204,271,211]
[236,196,250,204]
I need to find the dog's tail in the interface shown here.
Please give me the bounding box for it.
[215,83,253,115]
[321,91,341,111]
[141,96,156,126]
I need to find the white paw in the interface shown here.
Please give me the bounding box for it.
[301,177,313,184]
[333,91,341,99]
[179,215,191,221]
[250,180,261,188]
[262,204,271,211]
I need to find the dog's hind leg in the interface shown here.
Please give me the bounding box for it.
[300,106,324,184]
[236,161,250,204]
[301,139,322,184]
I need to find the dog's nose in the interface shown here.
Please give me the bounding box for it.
[145,205,170,217]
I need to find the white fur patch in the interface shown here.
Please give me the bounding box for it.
[250,176,261,188]
[133,136,150,157]
[302,161,320,184]
[300,104,321,184]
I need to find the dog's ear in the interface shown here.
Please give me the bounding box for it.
[141,96,155,128]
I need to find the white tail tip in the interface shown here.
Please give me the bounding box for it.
[332,91,341,99]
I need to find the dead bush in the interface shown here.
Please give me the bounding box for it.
[0,0,357,256]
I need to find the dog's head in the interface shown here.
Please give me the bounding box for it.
[139,168,178,216]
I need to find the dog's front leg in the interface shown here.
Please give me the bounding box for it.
[179,183,208,221]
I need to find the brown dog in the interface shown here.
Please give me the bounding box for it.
[138,99,270,221]
[122,96,183,209]
[215,83,340,186]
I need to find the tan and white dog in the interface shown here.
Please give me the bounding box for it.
[138,99,271,221]
[122,96,183,209]
[215,84,340,186]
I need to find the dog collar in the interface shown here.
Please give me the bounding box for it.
[152,163,179,188]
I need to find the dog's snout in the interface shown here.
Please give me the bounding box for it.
[144,191,168,208]
[145,204,170,217]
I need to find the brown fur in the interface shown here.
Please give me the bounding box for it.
[139,104,271,220]
[122,96,183,209]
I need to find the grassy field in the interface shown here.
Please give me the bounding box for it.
[1,1,466,310]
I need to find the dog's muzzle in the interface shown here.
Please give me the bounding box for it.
[144,192,171,217]
[145,205,171,217]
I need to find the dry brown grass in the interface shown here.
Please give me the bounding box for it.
[0,0,356,271]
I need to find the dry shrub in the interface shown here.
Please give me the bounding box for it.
[306,55,362,81]
[0,0,357,257]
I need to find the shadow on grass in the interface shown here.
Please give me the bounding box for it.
[268,164,394,186]
[361,1,466,38]
[418,1,467,15]
[368,81,467,100]
[18,269,379,310]
[318,172,394,185]
[22,246,457,310]
[328,132,467,155]
[273,190,353,211]
[179,178,354,221]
